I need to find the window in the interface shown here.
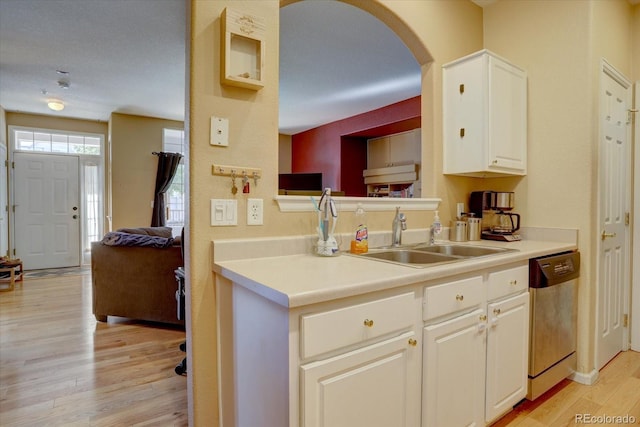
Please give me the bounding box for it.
[15,129,102,155]
[163,128,185,236]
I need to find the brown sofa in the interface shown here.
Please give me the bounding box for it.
[91,228,184,326]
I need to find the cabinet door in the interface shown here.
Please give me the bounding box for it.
[443,54,486,175]
[301,332,421,427]
[389,130,421,165]
[367,136,390,169]
[423,309,486,427]
[487,56,527,173]
[443,50,527,177]
[485,292,530,423]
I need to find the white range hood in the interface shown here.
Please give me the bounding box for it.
[363,163,418,184]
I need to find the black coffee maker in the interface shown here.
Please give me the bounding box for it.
[469,191,521,242]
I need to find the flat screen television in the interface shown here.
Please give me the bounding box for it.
[278,173,322,191]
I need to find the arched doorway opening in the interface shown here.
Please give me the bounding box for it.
[279,0,436,196]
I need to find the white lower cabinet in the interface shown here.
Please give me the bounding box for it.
[301,331,421,427]
[422,308,487,427]
[485,291,530,423]
[218,261,530,427]
[421,263,530,427]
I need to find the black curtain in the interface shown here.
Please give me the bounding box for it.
[151,152,183,227]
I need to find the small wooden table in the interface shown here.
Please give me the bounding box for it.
[0,259,23,292]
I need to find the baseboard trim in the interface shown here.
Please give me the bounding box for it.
[570,369,598,385]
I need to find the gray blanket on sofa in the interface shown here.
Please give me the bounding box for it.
[101,231,174,248]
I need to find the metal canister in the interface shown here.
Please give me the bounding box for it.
[467,217,481,241]
[450,220,468,242]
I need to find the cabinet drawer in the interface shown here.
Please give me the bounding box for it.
[300,292,415,360]
[488,264,528,301]
[423,275,483,321]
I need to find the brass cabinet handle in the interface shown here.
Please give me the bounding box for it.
[363,319,374,327]
[510,279,518,285]
[479,314,487,322]
[493,308,501,316]
[459,84,465,94]
[459,128,465,138]
[408,338,418,347]
[455,294,464,301]
[601,230,617,240]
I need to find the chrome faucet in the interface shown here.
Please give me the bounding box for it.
[428,223,436,246]
[391,207,407,247]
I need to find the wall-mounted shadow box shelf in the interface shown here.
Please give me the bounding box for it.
[221,7,265,90]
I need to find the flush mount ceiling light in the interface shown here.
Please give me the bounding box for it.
[47,100,65,111]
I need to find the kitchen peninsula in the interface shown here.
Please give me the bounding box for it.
[213,229,577,427]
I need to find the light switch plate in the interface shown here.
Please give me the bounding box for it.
[211,199,237,226]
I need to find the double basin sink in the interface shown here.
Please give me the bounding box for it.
[352,243,517,268]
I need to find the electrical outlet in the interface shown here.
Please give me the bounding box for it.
[247,198,263,225]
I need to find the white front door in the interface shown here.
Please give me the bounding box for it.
[13,152,80,270]
[0,144,8,257]
[597,61,631,369]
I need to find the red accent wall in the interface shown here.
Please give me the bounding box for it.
[291,96,421,195]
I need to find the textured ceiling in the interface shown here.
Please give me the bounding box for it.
[0,0,420,133]
[279,1,421,135]
[0,0,186,122]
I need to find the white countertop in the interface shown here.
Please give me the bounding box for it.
[213,236,577,308]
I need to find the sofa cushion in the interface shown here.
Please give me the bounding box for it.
[101,231,174,248]
[116,226,173,238]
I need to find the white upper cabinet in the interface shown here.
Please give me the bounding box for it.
[367,129,421,169]
[443,50,527,177]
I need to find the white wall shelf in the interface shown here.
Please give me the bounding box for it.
[274,195,441,213]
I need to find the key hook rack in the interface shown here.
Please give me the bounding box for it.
[212,164,262,183]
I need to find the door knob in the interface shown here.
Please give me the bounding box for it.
[601,230,616,240]
[73,206,78,211]
[73,215,78,219]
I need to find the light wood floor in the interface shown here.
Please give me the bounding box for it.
[495,350,640,427]
[0,273,188,426]
[1,273,638,427]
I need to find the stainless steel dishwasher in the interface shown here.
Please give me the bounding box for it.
[527,251,580,400]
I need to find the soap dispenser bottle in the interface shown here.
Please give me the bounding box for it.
[350,203,368,254]
[431,210,442,243]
